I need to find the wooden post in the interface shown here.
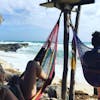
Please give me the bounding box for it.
[69,5,81,100]
[61,10,69,100]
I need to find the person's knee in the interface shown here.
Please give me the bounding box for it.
[26,60,42,77]
[26,60,36,70]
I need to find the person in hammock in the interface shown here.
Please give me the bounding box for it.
[0,60,48,100]
[0,64,18,100]
[82,31,100,99]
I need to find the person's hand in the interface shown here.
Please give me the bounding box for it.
[45,72,55,85]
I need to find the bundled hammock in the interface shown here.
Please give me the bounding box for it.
[72,29,100,87]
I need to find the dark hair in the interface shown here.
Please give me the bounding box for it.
[92,31,100,47]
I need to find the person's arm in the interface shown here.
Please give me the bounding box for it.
[15,84,25,100]
[5,86,25,100]
[97,87,100,100]
[34,61,48,81]
[4,88,18,100]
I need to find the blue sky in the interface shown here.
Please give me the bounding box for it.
[0,0,100,42]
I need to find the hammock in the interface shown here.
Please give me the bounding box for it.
[7,12,61,100]
[72,30,100,87]
[29,13,61,100]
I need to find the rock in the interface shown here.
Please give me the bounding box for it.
[40,84,64,100]
[46,85,57,98]
[0,58,21,82]
[0,43,28,52]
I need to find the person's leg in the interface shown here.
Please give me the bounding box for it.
[4,88,18,100]
[20,60,47,100]
[97,87,100,100]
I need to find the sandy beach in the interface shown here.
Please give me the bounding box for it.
[0,58,98,100]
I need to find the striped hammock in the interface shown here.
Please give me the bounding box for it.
[30,13,61,100]
[8,14,61,100]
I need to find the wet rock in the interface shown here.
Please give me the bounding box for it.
[0,43,28,52]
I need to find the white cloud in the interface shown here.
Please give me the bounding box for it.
[0,0,60,29]
[0,0,100,41]
[73,0,100,41]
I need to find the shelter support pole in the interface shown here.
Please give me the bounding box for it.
[61,10,69,100]
[69,5,81,100]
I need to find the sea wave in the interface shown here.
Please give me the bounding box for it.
[0,41,92,79]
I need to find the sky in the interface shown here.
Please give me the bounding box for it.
[0,0,100,42]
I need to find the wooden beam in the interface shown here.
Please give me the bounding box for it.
[61,11,69,100]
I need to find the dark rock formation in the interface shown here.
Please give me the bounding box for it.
[0,43,28,52]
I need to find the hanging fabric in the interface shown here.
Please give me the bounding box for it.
[31,12,62,100]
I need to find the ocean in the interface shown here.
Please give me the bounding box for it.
[0,41,93,79]
[0,41,94,95]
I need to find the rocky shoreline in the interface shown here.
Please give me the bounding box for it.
[0,43,98,100]
[0,58,98,100]
[41,85,97,100]
[0,43,28,52]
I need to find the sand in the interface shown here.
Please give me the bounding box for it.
[0,58,98,100]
